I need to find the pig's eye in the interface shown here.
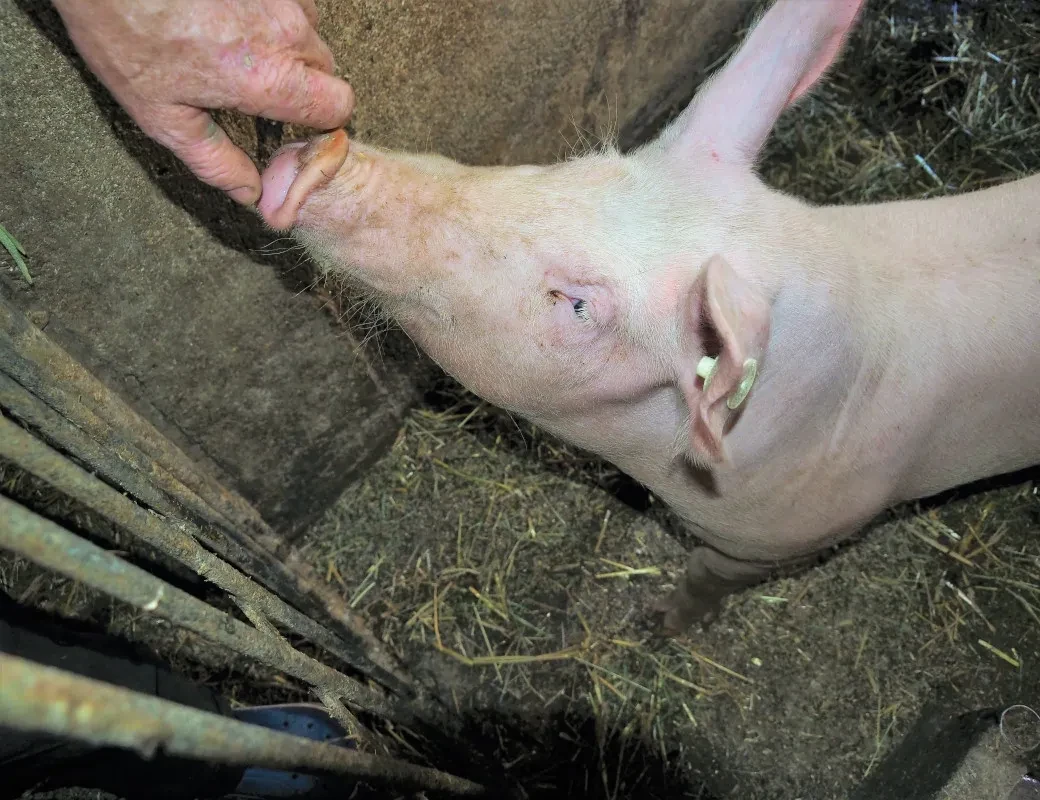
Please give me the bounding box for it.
[550,290,592,323]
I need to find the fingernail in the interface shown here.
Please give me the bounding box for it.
[229,184,261,206]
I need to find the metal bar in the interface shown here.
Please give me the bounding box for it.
[0,367,235,533]
[0,653,485,797]
[0,410,411,698]
[0,299,402,689]
[0,359,414,698]
[0,496,409,726]
[0,297,267,538]
[0,373,307,606]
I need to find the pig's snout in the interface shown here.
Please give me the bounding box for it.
[258,130,350,231]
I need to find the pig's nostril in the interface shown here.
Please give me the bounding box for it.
[258,130,349,231]
[258,144,306,226]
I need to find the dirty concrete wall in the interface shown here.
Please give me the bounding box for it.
[0,0,748,538]
[310,0,751,163]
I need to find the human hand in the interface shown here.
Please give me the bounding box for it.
[51,0,355,206]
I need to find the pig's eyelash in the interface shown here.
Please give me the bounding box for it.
[549,290,592,323]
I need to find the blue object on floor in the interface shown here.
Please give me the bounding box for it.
[230,703,357,798]
[1008,775,1040,800]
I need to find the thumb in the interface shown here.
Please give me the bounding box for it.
[153,106,262,205]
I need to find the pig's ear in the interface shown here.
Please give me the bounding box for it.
[668,0,864,164]
[681,255,771,464]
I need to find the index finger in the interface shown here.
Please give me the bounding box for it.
[294,0,320,30]
[293,20,338,74]
[250,63,355,130]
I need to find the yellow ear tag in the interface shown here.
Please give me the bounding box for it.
[696,355,720,394]
[695,355,758,409]
[726,358,758,410]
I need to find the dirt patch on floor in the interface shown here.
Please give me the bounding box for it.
[300,404,1039,799]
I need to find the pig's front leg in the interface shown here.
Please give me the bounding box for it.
[654,547,783,636]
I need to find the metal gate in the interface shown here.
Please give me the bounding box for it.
[0,294,483,796]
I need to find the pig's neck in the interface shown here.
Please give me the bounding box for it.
[811,173,1040,499]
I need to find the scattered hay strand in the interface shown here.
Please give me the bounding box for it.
[594,559,662,581]
[909,524,976,567]
[977,639,1021,668]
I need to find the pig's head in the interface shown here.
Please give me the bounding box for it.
[258,0,864,467]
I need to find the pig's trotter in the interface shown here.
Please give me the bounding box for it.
[653,586,724,637]
[653,547,776,636]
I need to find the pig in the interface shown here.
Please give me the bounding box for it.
[257,0,1040,635]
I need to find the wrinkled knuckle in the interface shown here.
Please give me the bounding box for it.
[271,0,311,42]
[242,55,282,93]
[256,59,300,99]
[296,72,331,120]
[189,158,234,185]
[178,141,237,185]
[264,62,326,119]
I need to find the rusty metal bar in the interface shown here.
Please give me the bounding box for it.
[0,496,410,726]
[0,330,413,697]
[0,410,410,697]
[0,298,407,694]
[0,297,267,539]
[0,653,485,797]
[0,411,368,738]
[0,373,312,607]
